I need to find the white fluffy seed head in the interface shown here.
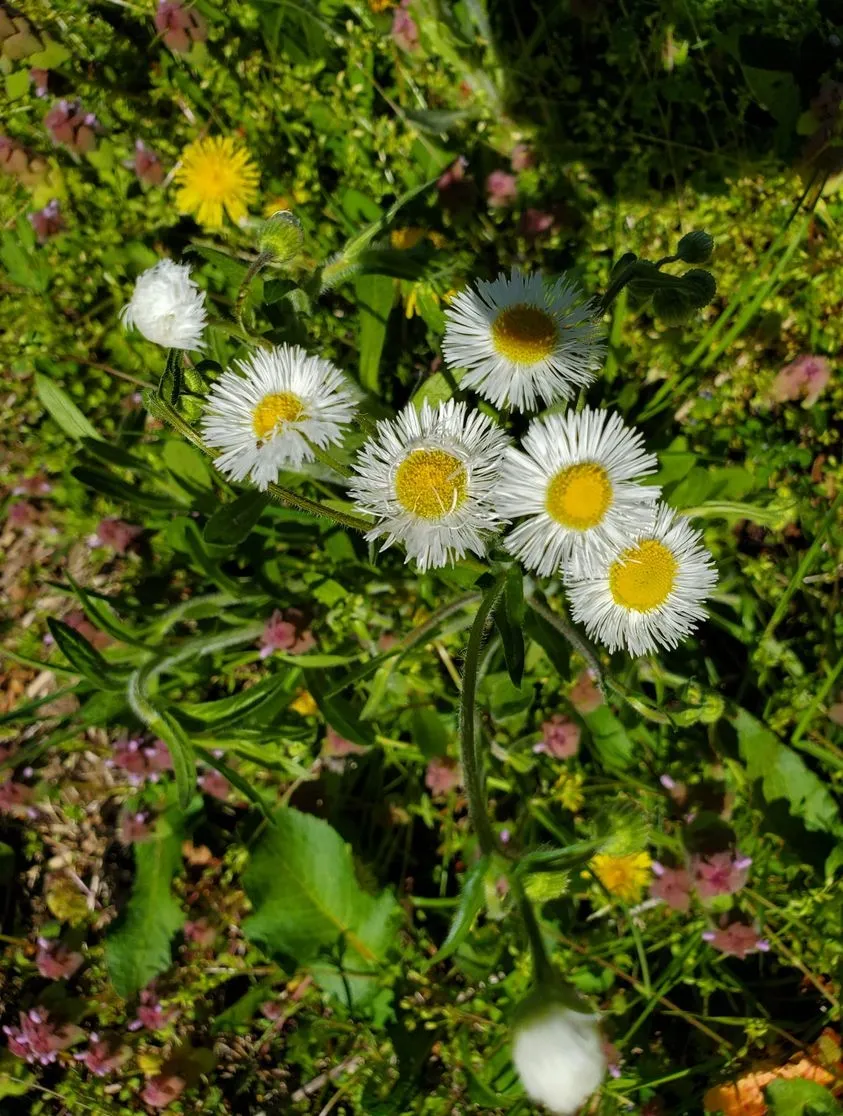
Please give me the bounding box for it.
[512,1001,607,1115]
[121,259,207,350]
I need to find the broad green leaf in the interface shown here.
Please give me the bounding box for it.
[494,567,525,688]
[46,618,124,691]
[163,439,214,493]
[204,490,269,547]
[105,808,185,998]
[304,671,375,747]
[765,1078,842,1114]
[524,608,571,680]
[35,374,101,441]
[356,272,395,393]
[584,705,635,771]
[410,707,450,759]
[427,856,489,966]
[243,807,400,1008]
[412,370,454,410]
[732,709,843,835]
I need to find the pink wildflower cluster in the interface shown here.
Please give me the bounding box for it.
[143,1072,186,1108]
[35,937,84,980]
[74,1033,129,1076]
[108,737,172,786]
[89,517,142,554]
[651,850,751,913]
[13,472,51,497]
[44,99,99,153]
[44,610,111,651]
[119,808,154,844]
[129,139,164,185]
[154,0,207,53]
[569,669,603,714]
[259,608,315,658]
[702,922,770,959]
[128,987,179,1032]
[425,755,461,796]
[534,714,581,759]
[391,0,419,52]
[771,354,831,408]
[4,1009,81,1065]
[28,198,63,242]
[486,169,518,209]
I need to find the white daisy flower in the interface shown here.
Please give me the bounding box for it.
[348,399,509,571]
[121,259,207,350]
[567,504,718,656]
[496,407,660,578]
[442,267,605,411]
[512,1000,606,1116]
[202,344,357,490]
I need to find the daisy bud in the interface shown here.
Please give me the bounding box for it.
[258,210,303,265]
[121,259,207,351]
[676,230,714,264]
[512,986,607,1115]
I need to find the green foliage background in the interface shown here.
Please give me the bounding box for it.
[1,1,842,1114]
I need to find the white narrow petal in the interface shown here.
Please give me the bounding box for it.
[566,504,719,656]
[201,344,357,490]
[512,1005,607,1116]
[121,259,207,351]
[496,407,660,578]
[442,267,605,411]
[348,399,510,571]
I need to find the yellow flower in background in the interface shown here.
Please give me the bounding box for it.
[290,689,318,716]
[590,851,652,903]
[554,770,585,813]
[175,136,259,229]
[264,195,292,217]
[368,0,396,11]
[391,226,426,250]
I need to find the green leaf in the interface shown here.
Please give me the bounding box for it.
[1,224,50,292]
[427,856,489,966]
[194,744,274,822]
[356,272,395,394]
[410,707,450,759]
[163,439,214,493]
[204,490,269,547]
[105,808,185,998]
[72,465,179,512]
[494,567,525,688]
[46,619,124,691]
[765,1078,842,1115]
[35,374,101,442]
[584,705,634,771]
[212,979,279,1033]
[304,671,375,747]
[179,673,296,729]
[63,573,147,647]
[732,709,843,835]
[524,609,571,680]
[150,710,198,810]
[243,807,400,1008]
[80,437,155,476]
[402,106,473,134]
[412,370,454,410]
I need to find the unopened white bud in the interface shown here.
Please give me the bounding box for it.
[121,259,207,350]
[512,994,606,1115]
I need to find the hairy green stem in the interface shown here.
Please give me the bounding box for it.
[235,251,272,331]
[511,876,554,983]
[460,575,506,857]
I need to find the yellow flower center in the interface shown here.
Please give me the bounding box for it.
[394,449,467,519]
[609,539,678,612]
[545,462,613,530]
[490,304,557,364]
[252,391,306,440]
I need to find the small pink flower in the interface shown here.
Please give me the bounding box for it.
[649,863,693,913]
[74,1033,129,1075]
[437,156,477,214]
[28,198,63,243]
[691,851,750,901]
[184,918,216,947]
[771,354,831,407]
[3,1009,81,1065]
[30,69,49,98]
[485,169,518,208]
[534,714,581,759]
[510,144,534,172]
[259,608,316,658]
[154,0,207,53]
[13,473,51,496]
[391,0,419,52]
[518,207,556,239]
[130,139,164,185]
[198,769,230,801]
[424,755,462,796]
[7,501,37,526]
[63,610,111,650]
[828,702,843,726]
[111,737,172,786]
[119,810,154,844]
[131,988,179,1032]
[569,670,603,714]
[602,1039,622,1079]
[35,938,84,980]
[321,727,367,773]
[0,780,32,813]
[702,922,769,959]
[91,517,142,554]
[44,99,99,154]
[142,1072,186,1108]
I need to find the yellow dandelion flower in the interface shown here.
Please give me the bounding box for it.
[175,136,259,230]
[290,689,318,717]
[590,851,651,903]
[368,0,396,11]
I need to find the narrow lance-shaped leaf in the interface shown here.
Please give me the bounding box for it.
[46,618,125,691]
[35,373,101,442]
[204,489,269,547]
[494,566,525,688]
[426,855,489,967]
